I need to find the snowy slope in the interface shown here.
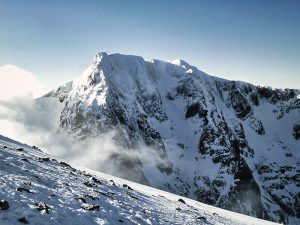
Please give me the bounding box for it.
[0,135,279,225]
[41,52,300,224]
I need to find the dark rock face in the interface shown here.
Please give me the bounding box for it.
[44,53,300,224]
[227,160,264,218]
[231,89,252,119]
[293,123,300,140]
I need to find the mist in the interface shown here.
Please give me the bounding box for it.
[0,95,168,183]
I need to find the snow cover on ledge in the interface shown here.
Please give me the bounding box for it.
[0,135,278,225]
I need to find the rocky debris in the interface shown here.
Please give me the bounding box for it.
[96,191,114,199]
[21,158,29,162]
[60,161,71,168]
[0,200,9,210]
[109,180,116,186]
[32,145,42,151]
[32,174,41,180]
[195,216,206,221]
[85,194,99,200]
[123,184,133,191]
[38,157,50,162]
[81,204,100,211]
[16,187,32,193]
[257,86,296,103]
[76,197,86,203]
[178,199,186,204]
[231,89,251,119]
[91,176,102,184]
[250,93,259,106]
[35,202,50,213]
[83,181,94,187]
[293,123,300,140]
[249,117,265,135]
[15,147,23,151]
[127,192,139,200]
[23,180,32,185]
[18,217,29,224]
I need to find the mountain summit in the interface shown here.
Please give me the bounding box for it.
[44,52,300,225]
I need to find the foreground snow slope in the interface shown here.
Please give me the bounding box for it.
[0,135,278,225]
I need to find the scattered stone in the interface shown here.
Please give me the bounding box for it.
[91,177,102,184]
[32,145,42,151]
[33,174,41,180]
[20,158,29,162]
[127,192,139,200]
[38,157,50,162]
[18,217,29,224]
[178,198,186,204]
[35,202,50,213]
[60,161,71,168]
[196,216,206,221]
[76,197,86,203]
[83,181,94,187]
[86,195,98,200]
[81,204,100,211]
[16,187,31,193]
[23,180,31,185]
[109,180,116,186]
[95,191,114,199]
[123,184,133,190]
[176,207,181,211]
[83,172,92,178]
[0,200,9,210]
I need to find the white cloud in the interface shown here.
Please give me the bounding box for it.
[0,64,45,100]
[0,66,168,182]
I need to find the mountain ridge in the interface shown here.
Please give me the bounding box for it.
[42,52,300,224]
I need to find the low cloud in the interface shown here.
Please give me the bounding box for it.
[0,95,168,184]
[0,65,169,182]
[0,65,45,100]
[0,95,120,169]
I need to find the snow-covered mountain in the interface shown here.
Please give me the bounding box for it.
[43,52,300,225]
[0,135,280,225]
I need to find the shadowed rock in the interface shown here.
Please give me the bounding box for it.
[0,200,9,210]
[81,204,100,211]
[18,217,29,224]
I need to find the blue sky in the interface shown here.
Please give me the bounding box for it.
[0,0,299,91]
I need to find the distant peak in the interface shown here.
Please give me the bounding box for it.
[93,52,108,64]
[169,59,199,74]
[169,59,189,67]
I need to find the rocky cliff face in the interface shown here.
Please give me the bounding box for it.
[44,52,300,224]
